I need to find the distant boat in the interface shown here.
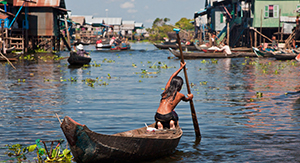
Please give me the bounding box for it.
[154,42,198,51]
[67,51,91,65]
[95,43,111,49]
[110,43,131,50]
[169,48,256,59]
[252,47,274,57]
[61,116,182,163]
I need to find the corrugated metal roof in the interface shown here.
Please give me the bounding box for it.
[71,16,85,25]
[122,21,135,25]
[13,0,66,8]
[92,17,122,25]
[134,23,143,28]
[71,15,93,24]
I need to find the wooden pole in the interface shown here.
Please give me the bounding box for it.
[208,33,212,47]
[64,17,71,48]
[249,30,253,48]
[227,22,230,45]
[260,9,262,46]
[174,28,201,138]
[254,28,257,47]
[278,9,281,43]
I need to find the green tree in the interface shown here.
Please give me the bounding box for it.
[175,17,194,31]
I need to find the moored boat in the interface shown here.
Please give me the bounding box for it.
[95,43,111,49]
[154,43,197,51]
[169,48,256,59]
[67,51,91,65]
[252,47,274,57]
[60,116,182,163]
[273,53,298,60]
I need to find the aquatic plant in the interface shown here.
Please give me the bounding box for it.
[201,60,208,64]
[199,81,208,85]
[17,79,26,82]
[4,139,72,162]
[149,61,170,69]
[91,61,101,67]
[137,69,156,78]
[256,92,263,98]
[102,58,115,63]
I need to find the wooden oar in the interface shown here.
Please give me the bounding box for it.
[173,28,201,138]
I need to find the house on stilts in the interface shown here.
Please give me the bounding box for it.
[0,0,68,53]
[196,0,300,49]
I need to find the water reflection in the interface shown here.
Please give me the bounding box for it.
[1,43,300,162]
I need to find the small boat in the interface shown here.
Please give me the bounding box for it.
[202,48,223,53]
[95,43,111,49]
[252,47,274,57]
[67,51,91,65]
[273,53,298,60]
[60,116,182,163]
[169,48,256,59]
[110,43,131,50]
[203,47,253,53]
[194,43,209,51]
[154,42,197,51]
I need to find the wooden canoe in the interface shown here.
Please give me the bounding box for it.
[67,51,91,65]
[154,43,198,51]
[95,43,111,49]
[61,116,183,163]
[273,53,298,60]
[110,44,131,50]
[203,48,253,53]
[252,47,274,57]
[169,48,256,59]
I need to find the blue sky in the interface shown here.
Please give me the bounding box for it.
[64,0,205,28]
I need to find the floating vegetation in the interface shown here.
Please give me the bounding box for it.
[102,58,115,63]
[132,63,137,68]
[256,92,263,98]
[201,60,208,64]
[149,61,170,69]
[91,61,101,67]
[211,59,218,64]
[107,73,111,79]
[4,139,72,162]
[43,76,111,88]
[199,81,208,85]
[136,69,157,78]
[20,54,35,61]
[17,79,26,82]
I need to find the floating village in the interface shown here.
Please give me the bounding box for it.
[2,0,300,162]
[0,0,300,62]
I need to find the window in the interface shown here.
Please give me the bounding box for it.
[220,13,224,23]
[264,5,279,18]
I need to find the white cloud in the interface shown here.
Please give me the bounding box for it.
[127,9,137,13]
[120,2,134,8]
[144,5,149,9]
[145,19,153,23]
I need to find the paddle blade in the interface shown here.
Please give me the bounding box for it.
[173,28,180,34]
